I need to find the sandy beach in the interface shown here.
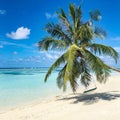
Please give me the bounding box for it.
[0,74,120,120]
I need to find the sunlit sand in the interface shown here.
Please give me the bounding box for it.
[0,74,120,120]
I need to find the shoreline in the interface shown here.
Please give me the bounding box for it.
[0,87,73,113]
[0,74,120,120]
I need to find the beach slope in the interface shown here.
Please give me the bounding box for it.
[0,75,120,120]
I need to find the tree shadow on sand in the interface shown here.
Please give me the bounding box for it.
[57,91,120,105]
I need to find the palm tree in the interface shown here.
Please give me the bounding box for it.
[38,4,120,92]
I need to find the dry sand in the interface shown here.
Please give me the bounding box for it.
[0,74,120,120]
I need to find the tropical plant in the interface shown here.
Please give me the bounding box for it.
[38,3,120,92]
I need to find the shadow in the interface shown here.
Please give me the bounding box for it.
[57,91,120,105]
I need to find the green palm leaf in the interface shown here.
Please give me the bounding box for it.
[79,59,91,87]
[70,4,82,32]
[69,4,76,24]
[57,64,67,91]
[88,43,118,63]
[63,44,81,91]
[94,27,107,39]
[56,9,73,36]
[44,52,66,82]
[77,24,93,44]
[45,23,72,44]
[84,49,111,83]
[38,37,68,51]
[89,9,102,21]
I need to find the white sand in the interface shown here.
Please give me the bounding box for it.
[0,74,120,120]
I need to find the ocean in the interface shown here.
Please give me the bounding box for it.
[0,67,119,109]
[0,68,65,109]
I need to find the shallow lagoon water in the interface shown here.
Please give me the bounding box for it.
[0,68,64,108]
[0,68,119,109]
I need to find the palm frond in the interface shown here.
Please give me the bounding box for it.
[69,4,76,24]
[88,43,119,63]
[77,25,93,44]
[68,60,80,92]
[89,9,102,21]
[38,37,68,51]
[79,59,91,87]
[63,44,83,91]
[69,58,91,92]
[57,62,79,92]
[56,9,73,36]
[57,64,78,92]
[56,64,67,91]
[84,49,111,83]
[44,53,66,82]
[45,23,72,44]
[75,8,82,32]
[69,75,79,92]
[69,4,82,33]
[94,27,107,39]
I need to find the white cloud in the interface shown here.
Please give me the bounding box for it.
[110,37,120,41]
[45,53,60,60]
[6,27,31,40]
[0,10,6,15]
[45,12,57,19]
[17,56,42,63]
[0,40,32,49]
[46,53,53,59]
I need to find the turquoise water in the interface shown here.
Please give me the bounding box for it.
[0,68,119,109]
[0,68,65,109]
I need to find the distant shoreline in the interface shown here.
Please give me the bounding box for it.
[0,67,64,69]
[0,67,120,69]
[0,67,49,69]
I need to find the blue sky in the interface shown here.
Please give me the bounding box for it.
[0,0,120,68]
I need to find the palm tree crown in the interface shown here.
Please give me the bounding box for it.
[38,4,119,92]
